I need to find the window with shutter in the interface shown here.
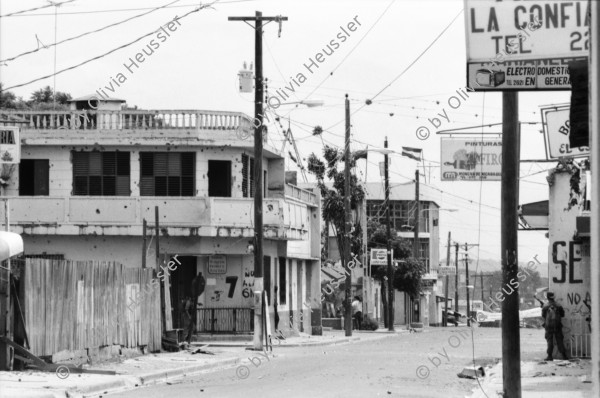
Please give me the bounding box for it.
[139,152,195,196]
[72,151,130,196]
[241,154,249,197]
[249,157,255,198]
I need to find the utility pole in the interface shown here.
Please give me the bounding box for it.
[413,170,420,262]
[465,243,470,327]
[142,219,147,269]
[501,90,522,397]
[384,137,394,331]
[454,242,459,312]
[590,3,600,395]
[480,273,484,304]
[444,232,451,327]
[343,94,352,337]
[228,11,288,350]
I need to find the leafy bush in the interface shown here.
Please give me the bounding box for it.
[362,315,379,331]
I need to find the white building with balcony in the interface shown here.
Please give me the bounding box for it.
[0,97,322,337]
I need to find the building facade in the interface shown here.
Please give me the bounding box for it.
[362,182,442,327]
[0,97,322,337]
[547,161,591,358]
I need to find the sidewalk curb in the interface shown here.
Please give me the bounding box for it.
[0,388,67,398]
[198,336,363,348]
[5,357,243,398]
[137,357,240,385]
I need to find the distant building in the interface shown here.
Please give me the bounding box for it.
[0,97,322,337]
[301,180,444,327]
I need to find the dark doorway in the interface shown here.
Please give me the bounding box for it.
[412,298,420,323]
[208,160,231,197]
[169,256,197,329]
[19,159,49,196]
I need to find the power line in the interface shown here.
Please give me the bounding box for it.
[0,2,217,92]
[0,0,252,17]
[325,8,464,131]
[0,0,76,18]
[1,0,181,64]
[293,0,396,113]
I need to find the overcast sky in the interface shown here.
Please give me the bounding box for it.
[1,0,572,268]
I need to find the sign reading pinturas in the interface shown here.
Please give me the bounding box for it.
[465,0,589,91]
[441,138,502,181]
[541,104,590,159]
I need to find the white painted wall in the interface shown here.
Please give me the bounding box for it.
[548,170,591,357]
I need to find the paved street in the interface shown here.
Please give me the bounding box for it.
[108,328,546,398]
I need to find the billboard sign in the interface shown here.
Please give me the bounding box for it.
[0,127,20,164]
[370,248,392,266]
[541,104,590,159]
[441,138,502,181]
[438,266,457,276]
[465,0,589,91]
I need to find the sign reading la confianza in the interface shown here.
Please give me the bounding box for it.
[465,0,589,91]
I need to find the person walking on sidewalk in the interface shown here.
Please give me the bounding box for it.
[542,292,569,360]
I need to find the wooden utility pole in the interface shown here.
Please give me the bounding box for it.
[444,232,451,327]
[465,243,470,327]
[343,94,352,337]
[155,206,160,270]
[142,219,147,269]
[454,242,459,312]
[384,137,394,331]
[480,273,484,303]
[413,170,420,261]
[228,11,288,350]
[590,3,600,394]
[501,91,522,397]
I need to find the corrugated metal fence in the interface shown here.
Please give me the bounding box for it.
[22,258,161,356]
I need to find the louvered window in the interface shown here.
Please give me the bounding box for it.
[249,157,255,198]
[242,154,256,198]
[140,152,195,196]
[242,154,249,197]
[72,151,130,196]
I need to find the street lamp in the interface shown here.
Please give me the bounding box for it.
[270,101,324,183]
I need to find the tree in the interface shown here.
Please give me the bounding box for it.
[29,86,71,109]
[367,219,424,298]
[486,267,542,310]
[307,145,365,265]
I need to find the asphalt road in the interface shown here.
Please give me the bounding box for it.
[107,327,547,398]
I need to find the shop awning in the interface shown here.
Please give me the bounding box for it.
[0,231,23,261]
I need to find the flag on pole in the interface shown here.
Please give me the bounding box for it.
[401,146,422,161]
[352,149,368,160]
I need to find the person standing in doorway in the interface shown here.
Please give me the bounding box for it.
[542,292,569,360]
[185,271,206,344]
